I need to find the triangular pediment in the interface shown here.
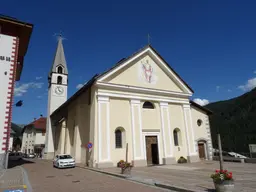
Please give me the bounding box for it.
[97,46,193,94]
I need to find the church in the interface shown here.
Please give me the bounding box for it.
[43,37,213,168]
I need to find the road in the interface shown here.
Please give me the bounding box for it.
[22,159,168,192]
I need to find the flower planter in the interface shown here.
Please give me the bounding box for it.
[121,167,131,175]
[214,180,234,192]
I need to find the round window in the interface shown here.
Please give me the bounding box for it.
[197,119,202,126]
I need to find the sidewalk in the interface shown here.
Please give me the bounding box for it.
[77,161,256,192]
[0,166,32,192]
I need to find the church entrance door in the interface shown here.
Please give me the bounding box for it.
[198,143,206,159]
[145,136,159,165]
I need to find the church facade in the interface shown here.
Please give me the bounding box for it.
[44,38,213,168]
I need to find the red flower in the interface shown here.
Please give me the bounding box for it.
[215,170,219,173]
[224,170,227,173]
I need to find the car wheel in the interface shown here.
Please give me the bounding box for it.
[57,163,60,169]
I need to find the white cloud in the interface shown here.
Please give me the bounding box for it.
[238,77,256,92]
[76,81,88,89]
[254,71,256,74]
[193,98,210,106]
[14,82,44,97]
[76,84,84,89]
[227,89,232,92]
[37,96,42,99]
[216,86,220,92]
[36,76,42,80]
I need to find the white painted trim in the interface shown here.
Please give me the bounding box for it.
[148,49,193,94]
[97,91,190,104]
[131,99,141,104]
[96,82,192,97]
[130,99,144,160]
[160,102,169,107]
[97,100,102,162]
[98,48,149,81]
[138,103,144,160]
[166,106,174,157]
[183,107,191,156]
[130,100,137,160]
[188,107,196,154]
[106,101,110,161]
[98,95,109,102]
[97,96,110,162]
[97,47,192,94]
[142,132,162,165]
[160,105,167,158]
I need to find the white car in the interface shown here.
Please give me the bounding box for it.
[53,154,76,168]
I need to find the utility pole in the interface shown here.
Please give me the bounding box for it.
[218,134,224,171]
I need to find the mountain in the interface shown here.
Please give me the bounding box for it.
[206,88,256,155]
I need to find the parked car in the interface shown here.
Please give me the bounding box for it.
[8,152,22,161]
[53,154,75,168]
[27,153,36,158]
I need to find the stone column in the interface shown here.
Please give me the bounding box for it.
[183,104,199,163]
[205,116,213,160]
[160,102,176,164]
[60,120,66,154]
[130,99,147,167]
[96,96,112,168]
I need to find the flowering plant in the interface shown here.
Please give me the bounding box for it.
[119,161,133,169]
[211,169,233,183]
[117,160,125,167]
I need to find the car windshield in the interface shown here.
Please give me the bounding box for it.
[59,155,72,159]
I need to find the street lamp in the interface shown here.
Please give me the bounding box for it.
[13,100,23,107]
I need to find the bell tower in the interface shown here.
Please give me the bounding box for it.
[44,36,68,159]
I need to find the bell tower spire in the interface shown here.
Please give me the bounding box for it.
[50,34,68,74]
[44,34,68,159]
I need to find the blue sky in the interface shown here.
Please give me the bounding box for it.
[2,0,256,124]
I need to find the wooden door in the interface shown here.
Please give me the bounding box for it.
[145,136,159,165]
[198,143,206,159]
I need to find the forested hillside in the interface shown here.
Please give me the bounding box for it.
[206,88,256,154]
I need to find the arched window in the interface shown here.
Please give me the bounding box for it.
[173,128,181,146]
[142,101,154,109]
[115,127,125,148]
[57,76,62,84]
[57,66,63,74]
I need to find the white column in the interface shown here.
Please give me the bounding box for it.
[130,99,144,160]
[60,120,66,154]
[97,96,110,162]
[160,102,173,158]
[188,107,197,154]
[183,104,197,156]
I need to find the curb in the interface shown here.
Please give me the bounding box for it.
[20,166,32,192]
[76,165,201,192]
[76,165,128,179]
[155,183,200,192]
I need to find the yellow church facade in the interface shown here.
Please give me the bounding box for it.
[50,45,213,168]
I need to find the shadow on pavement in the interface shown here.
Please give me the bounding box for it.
[8,158,35,168]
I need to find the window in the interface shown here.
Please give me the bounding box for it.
[142,101,154,109]
[57,66,63,74]
[197,119,203,126]
[57,76,62,84]
[115,129,122,148]
[173,128,180,146]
